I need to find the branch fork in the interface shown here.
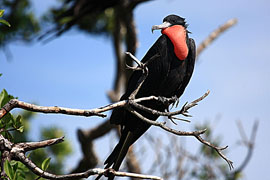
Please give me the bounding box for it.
[0,51,234,179]
[124,52,233,169]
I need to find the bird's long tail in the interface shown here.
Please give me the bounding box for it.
[95,131,133,180]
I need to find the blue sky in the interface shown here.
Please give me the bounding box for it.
[1,0,269,179]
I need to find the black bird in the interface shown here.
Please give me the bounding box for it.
[98,14,196,180]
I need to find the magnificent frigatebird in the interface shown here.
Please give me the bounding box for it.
[97,14,196,180]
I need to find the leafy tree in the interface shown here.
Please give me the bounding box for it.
[0,0,39,59]
[0,1,254,180]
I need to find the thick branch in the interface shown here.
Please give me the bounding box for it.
[0,96,167,120]
[0,134,162,180]
[19,153,162,180]
[0,99,106,119]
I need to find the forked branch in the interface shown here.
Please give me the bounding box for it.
[0,134,162,180]
[125,52,233,169]
[0,51,233,179]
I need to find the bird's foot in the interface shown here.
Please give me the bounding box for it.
[158,96,172,106]
[170,95,180,109]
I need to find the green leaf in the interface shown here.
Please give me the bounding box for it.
[13,115,23,131]
[4,160,14,179]
[0,89,15,108]
[2,131,13,141]
[17,161,29,173]
[13,171,18,180]
[26,152,32,158]
[0,19,11,27]
[0,111,15,129]
[17,126,24,133]
[59,16,73,25]
[0,10,4,18]
[0,89,6,107]
[0,73,2,77]
[41,157,51,171]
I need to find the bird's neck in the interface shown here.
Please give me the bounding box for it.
[162,25,188,60]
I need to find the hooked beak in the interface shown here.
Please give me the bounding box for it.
[151,21,171,33]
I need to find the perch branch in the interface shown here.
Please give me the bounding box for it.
[125,52,233,169]
[130,90,210,118]
[0,96,173,121]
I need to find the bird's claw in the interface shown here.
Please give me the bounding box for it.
[158,96,171,106]
[170,95,179,109]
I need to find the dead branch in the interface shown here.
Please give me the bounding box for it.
[0,96,171,120]
[0,49,234,179]
[234,120,259,173]
[196,18,238,57]
[0,99,106,119]
[16,136,64,152]
[0,134,162,180]
[130,90,210,119]
[128,106,233,169]
[70,120,116,173]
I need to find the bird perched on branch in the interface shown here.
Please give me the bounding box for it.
[97,14,196,180]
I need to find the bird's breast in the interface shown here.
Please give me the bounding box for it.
[162,25,188,61]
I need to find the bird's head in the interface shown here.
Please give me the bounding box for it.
[151,14,188,33]
[152,14,190,61]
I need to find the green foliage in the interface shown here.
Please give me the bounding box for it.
[46,4,116,37]
[0,0,40,47]
[0,9,11,27]
[41,157,51,171]
[0,9,4,17]
[40,127,72,173]
[3,160,29,180]
[0,89,23,137]
[0,87,72,179]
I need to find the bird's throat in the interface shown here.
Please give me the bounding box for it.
[162,25,188,61]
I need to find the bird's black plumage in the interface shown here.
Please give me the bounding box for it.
[98,14,196,180]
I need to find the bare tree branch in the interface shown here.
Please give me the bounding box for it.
[196,18,238,58]
[0,133,162,180]
[234,120,259,173]
[126,89,233,169]
[0,52,233,174]
[130,90,210,119]
[0,99,106,118]
[0,96,172,120]
[17,136,64,152]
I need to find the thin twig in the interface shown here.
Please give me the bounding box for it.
[129,90,210,118]
[127,105,233,169]
[17,136,65,152]
[234,120,259,173]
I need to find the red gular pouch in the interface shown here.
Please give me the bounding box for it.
[162,25,189,61]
